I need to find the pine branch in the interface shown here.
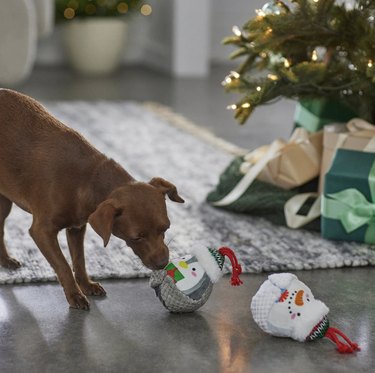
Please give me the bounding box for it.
[223,0,375,124]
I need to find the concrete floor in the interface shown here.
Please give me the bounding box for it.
[0,66,374,372]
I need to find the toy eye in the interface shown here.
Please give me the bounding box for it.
[297,313,301,317]
[192,268,196,271]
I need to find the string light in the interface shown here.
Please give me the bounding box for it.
[368,60,373,67]
[256,86,262,92]
[222,76,232,86]
[311,49,318,61]
[284,58,291,68]
[140,4,152,16]
[117,2,129,14]
[267,74,279,80]
[255,9,266,17]
[64,7,75,19]
[227,104,238,110]
[241,103,251,108]
[230,71,240,79]
[221,71,240,86]
[265,27,273,35]
[232,25,242,37]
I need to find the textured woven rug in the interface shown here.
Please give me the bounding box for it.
[1,101,374,284]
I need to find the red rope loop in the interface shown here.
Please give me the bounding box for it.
[218,247,243,286]
[325,327,360,354]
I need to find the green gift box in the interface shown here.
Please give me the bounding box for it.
[294,98,357,133]
[322,149,375,243]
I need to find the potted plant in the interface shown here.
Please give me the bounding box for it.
[55,0,145,75]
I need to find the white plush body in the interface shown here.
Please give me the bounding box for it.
[251,273,329,342]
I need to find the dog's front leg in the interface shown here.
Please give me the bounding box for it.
[29,221,90,310]
[66,225,106,296]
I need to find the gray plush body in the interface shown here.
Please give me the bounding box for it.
[150,270,213,313]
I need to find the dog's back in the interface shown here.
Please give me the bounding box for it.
[0,89,102,213]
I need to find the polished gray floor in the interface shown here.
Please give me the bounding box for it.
[0,66,373,373]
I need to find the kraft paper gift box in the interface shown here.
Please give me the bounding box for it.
[240,128,323,190]
[319,119,375,193]
[322,149,375,243]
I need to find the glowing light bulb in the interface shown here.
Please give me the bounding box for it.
[227,104,238,110]
[141,4,152,16]
[256,86,262,92]
[64,8,75,19]
[255,9,266,17]
[368,60,373,67]
[284,59,290,68]
[232,25,242,37]
[241,103,251,108]
[312,50,318,61]
[267,74,278,80]
[117,2,129,14]
[221,76,232,86]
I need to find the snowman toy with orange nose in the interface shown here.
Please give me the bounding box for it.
[150,246,243,313]
[251,273,360,354]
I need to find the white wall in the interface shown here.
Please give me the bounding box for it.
[139,0,174,72]
[210,0,265,64]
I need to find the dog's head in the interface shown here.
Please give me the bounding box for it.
[88,177,184,270]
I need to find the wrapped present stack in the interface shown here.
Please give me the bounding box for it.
[207,99,375,245]
[214,0,375,244]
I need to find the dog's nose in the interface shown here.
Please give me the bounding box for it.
[154,257,169,269]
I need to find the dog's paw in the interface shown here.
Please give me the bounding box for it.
[0,256,21,270]
[79,281,107,297]
[67,291,90,310]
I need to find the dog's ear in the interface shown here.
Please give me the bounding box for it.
[88,201,118,247]
[149,177,184,203]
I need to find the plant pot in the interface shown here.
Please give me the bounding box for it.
[61,18,128,75]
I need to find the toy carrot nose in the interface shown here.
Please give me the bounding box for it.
[295,290,304,306]
[179,261,188,269]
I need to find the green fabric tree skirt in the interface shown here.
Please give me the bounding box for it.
[206,156,321,231]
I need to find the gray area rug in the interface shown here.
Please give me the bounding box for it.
[0,101,374,284]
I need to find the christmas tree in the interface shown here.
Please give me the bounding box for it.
[223,0,375,124]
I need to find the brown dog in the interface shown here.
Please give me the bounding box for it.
[0,89,184,310]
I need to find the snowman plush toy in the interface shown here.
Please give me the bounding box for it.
[251,273,360,353]
[150,246,243,313]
